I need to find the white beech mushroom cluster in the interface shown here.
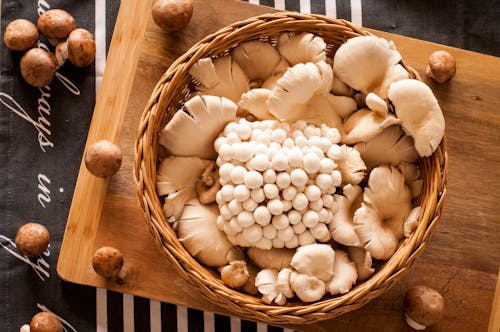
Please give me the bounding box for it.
[155,32,445,304]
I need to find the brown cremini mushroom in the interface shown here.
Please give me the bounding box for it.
[20,48,57,87]
[92,246,124,279]
[67,28,96,67]
[54,41,68,68]
[152,0,193,32]
[404,285,445,330]
[15,223,50,257]
[425,50,456,84]
[37,9,76,40]
[3,19,39,51]
[85,140,122,178]
[30,312,63,332]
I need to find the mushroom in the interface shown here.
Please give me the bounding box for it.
[397,162,423,199]
[388,79,445,157]
[331,73,353,97]
[238,88,276,120]
[247,247,294,270]
[325,249,358,295]
[290,243,335,281]
[220,260,249,289]
[20,48,57,87]
[67,28,96,67]
[188,56,250,104]
[232,40,289,83]
[365,92,388,116]
[354,166,412,260]
[15,222,50,257]
[277,32,326,65]
[255,268,281,304]
[329,184,363,246]
[37,9,76,40]
[54,41,68,68]
[152,0,193,32]
[333,36,408,98]
[30,312,63,332]
[403,206,422,237]
[20,324,30,332]
[241,262,259,295]
[326,144,367,185]
[354,125,419,171]
[341,108,400,145]
[289,270,326,302]
[195,161,221,204]
[159,95,237,159]
[3,19,39,51]
[177,198,241,267]
[347,246,375,281]
[425,50,456,84]
[84,140,122,178]
[92,246,124,279]
[404,285,445,330]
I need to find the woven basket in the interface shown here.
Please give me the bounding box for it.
[134,12,448,325]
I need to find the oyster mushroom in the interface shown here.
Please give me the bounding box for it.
[329,184,363,247]
[289,271,326,302]
[290,243,335,282]
[195,161,221,204]
[341,108,400,145]
[159,95,237,159]
[325,249,358,295]
[247,247,294,270]
[326,144,367,185]
[388,79,445,157]
[277,32,326,65]
[347,246,375,281]
[238,88,276,120]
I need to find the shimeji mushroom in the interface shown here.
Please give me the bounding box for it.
[333,36,409,98]
[156,156,211,221]
[325,249,358,295]
[354,166,412,260]
[341,108,400,145]
[232,40,289,84]
[277,32,326,65]
[326,144,366,185]
[347,246,375,281]
[355,125,419,171]
[177,198,242,267]
[188,56,250,104]
[159,95,237,159]
[329,184,363,247]
[388,79,445,157]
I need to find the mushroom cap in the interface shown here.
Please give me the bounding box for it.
[388,79,445,157]
[329,184,363,246]
[15,222,50,257]
[291,243,335,281]
[92,246,124,278]
[20,48,57,87]
[3,19,39,51]
[426,50,456,84]
[85,140,122,178]
[277,32,326,65]
[152,0,193,32]
[325,249,357,295]
[289,271,326,302]
[30,312,63,332]
[341,108,400,145]
[326,144,366,185]
[37,9,76,39]
[247,247,294,270]
[404,285,445,329]
[67,28,96,67]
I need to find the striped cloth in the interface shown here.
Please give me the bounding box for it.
[0,1,499,332]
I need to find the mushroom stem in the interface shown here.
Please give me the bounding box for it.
[196,162,221,204]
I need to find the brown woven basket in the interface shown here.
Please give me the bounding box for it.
[134,12,448,325]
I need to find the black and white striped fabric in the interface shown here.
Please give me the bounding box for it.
[1,1,498,331]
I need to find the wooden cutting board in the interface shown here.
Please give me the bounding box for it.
[57,0,500,330]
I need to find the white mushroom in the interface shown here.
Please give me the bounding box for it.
[290,243,335,281]
[188,56,250,103]
[397,162,423,199]
[354,166,412,260]
[388,79,445,157]
[341,108,400,145]
[232,40,288,83]
[220,260,249,289]
[277,32,326,65]
[365,92,388,116]
[347,246,375,281]
[325,249,358,295]
[159,95,237,159]
[289,271,326,302]
[403,206,422,237]
[247,247,294,270]
[326,144,366,185]
[238,88,276,120]
[329,184,363,246]
[255,268,280,304]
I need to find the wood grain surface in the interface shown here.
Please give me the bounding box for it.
[57,0,500,331]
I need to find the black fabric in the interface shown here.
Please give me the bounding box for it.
[1,0,499,331]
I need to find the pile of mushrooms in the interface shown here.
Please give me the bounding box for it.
[154,32,445,304]
[3,9,96,87]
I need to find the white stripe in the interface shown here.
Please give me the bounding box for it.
[274,0,286,10]
[325,0,337,18]
[249,0,260,4]
[177,305,188,332]
[230,317,241,332]
[203,311,215,332]
[150,300,161,332]
[283,328,295,332]
[123,294,135,332]
[350,0,363,26]
[257,322,268,332]
[95,0,107,96]
[300,0,311,14]
[96,288,108,332]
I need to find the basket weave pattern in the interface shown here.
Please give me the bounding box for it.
[134,12,448,324]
